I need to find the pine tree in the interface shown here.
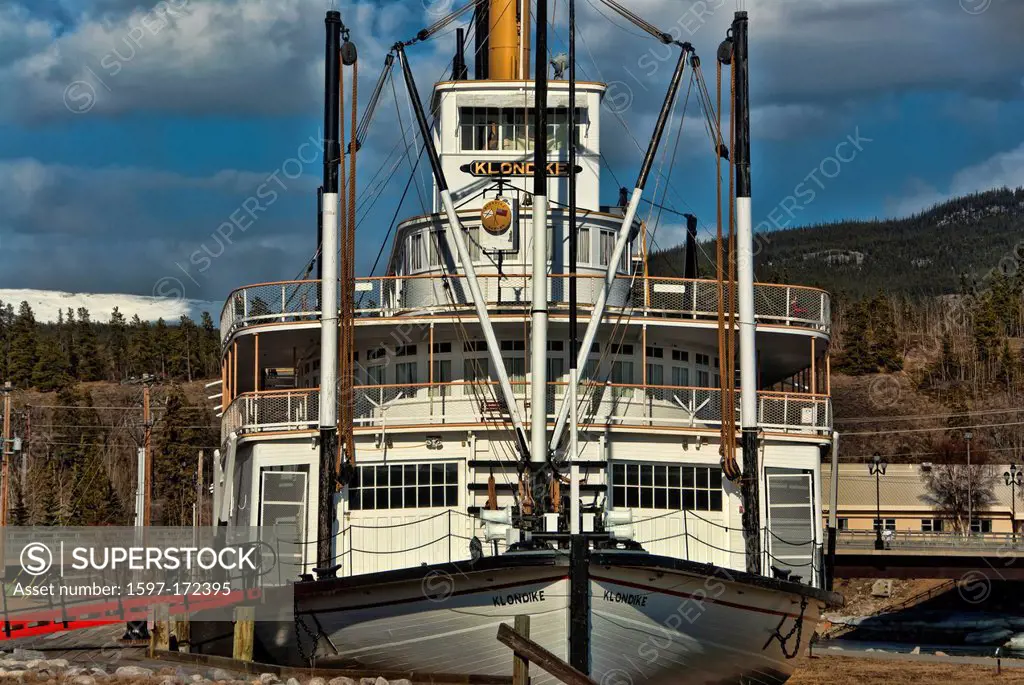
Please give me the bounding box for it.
[837,300,874,374]
[127,314,155,378]
[869,293,903,373]
[73,307,103,381]
[974,295,1001,363]
[107,306,128,381]
[8,302,39,388]
[40,466,63,526]
[999,339,1017,387]
[32,335,72,392]
[0,298,10,380]
[153,387,211,525]
[153,318,170,377]
[199,312,220,378]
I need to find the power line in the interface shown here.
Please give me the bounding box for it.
[837,407,1024,425]
[842,420,1024,437]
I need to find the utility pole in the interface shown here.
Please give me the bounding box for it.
[143,380,154,527]
[196,450,204,528]
[965,430,973,535]
[1,382,11,526]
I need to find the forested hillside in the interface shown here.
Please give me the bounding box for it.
[0,301,221,391]
[648,187,1024,299]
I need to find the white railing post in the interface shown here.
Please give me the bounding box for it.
[281,284,287,322]
[243,288,249,321]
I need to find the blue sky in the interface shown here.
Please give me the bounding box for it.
[1,0,1022,319]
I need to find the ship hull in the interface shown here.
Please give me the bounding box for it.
[244,551,837,685]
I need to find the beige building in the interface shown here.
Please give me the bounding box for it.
[822,463,1022,535]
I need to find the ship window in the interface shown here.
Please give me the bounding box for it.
[396,345,417,357]
[970,519,992,534]
[672,350,688,362]
[837,518,848,531]
[547,341,564,352]
[367,346,387,361]
[501,340,526,351]
[577,227,590,264]
[921,518,943,532]
[395,362,418,386]
[610,463,723,512]
[671,366,689,387]
[696,354,710,366]
[646,346,663,359]
[348,461,459,510]
[464,357,489,383]
[873,518,896,531]
[410,233,423,271]
[611,344,633,356]
[433,342,452,354]
[459,107,585,152]
[432,359,452,397]
[428,231,443,267]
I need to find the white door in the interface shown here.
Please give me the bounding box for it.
[766,472,816,582]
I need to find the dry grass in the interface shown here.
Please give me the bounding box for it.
[790,655,1024,684]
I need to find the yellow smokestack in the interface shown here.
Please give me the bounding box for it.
[489,0,530,80]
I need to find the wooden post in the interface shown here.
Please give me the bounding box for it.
[826,352,831,395]
[233,605,255,662]
[173,615,191,653]
[150,604,170,656]
[232,341,239,398]
[498,621,596,685]
[810,338,816,395]
[512,615,530,685]
[254,334,260,392]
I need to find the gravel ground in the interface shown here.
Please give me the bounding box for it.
[790,654,1024,684]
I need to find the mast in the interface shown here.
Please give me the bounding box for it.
[529,0,550,474]
[316,9,342,579]
[732,10,761,576]
[567,0,580,536]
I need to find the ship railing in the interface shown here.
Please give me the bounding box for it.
[220,276,830,342]
[350,382,831,434]
[268,507,824,586]
[221,387,319,438]
[220,280,321,341]
[222,384,831,436]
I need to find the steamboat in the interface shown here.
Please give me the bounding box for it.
[210,1,842,682]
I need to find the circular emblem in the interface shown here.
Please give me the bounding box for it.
[481,198,513,235]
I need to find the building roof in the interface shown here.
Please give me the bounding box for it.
[822,463,1021,517]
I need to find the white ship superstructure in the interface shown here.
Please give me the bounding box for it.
[210,3,841,682]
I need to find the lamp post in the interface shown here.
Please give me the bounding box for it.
[869,453,887,550]
[965,430,974,535]
[1005,464,1022,543]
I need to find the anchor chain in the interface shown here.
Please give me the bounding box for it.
[762,595,809,659]
[294,595,323,665]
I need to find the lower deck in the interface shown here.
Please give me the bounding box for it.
[214,427,828,589]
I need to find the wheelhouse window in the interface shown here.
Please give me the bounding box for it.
[348,462,459,510]
[611,463,723,511]
[970,519,992,534]
[921,518,944,532]
[459,107,585,152]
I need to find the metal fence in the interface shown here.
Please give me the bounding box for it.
[223,384,831,437]
[220,276,831,342]
[838,530,1024,552]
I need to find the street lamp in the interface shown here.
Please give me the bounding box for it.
[965,430,974,534]
[869,453,888,550]
[1005,464,1023,543]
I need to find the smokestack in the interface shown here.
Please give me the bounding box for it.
[684,213,698,279]
[489,0,529,79]
[474,2,489,79]
[454,28,468,80]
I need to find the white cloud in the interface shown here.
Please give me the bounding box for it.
[0,288,220,322]
[887,141,1024,216]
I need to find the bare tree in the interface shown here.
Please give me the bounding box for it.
[923,463,998,533]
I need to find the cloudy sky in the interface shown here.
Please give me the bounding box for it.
[1,0,1022,319]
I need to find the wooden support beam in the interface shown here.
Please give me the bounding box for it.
[173,614,191,653]
[512,616,529,685]
[150,604,170,657]
[497,621,597,685]
[810,338,816,395]
[233,606,255,662]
